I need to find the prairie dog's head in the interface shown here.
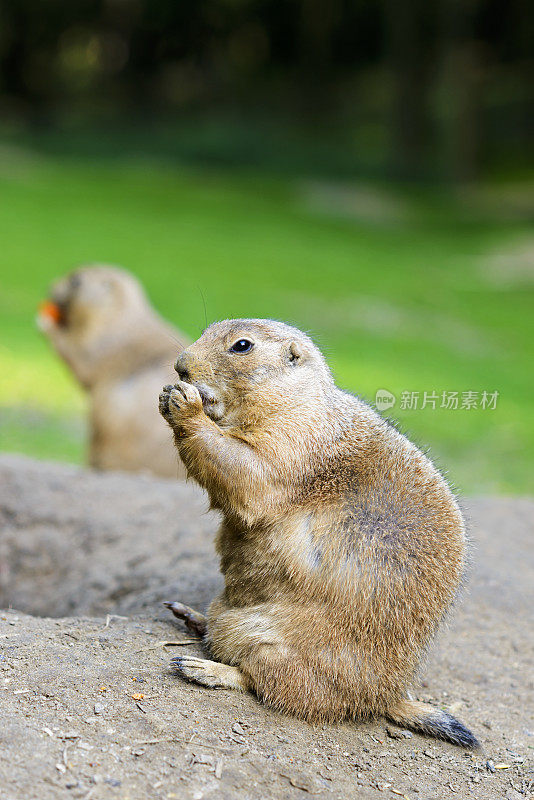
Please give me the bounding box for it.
[174,318,334,423]
[39,264,151,340]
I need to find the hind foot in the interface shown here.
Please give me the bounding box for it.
[171,656,247,691]
[163,601,207,637]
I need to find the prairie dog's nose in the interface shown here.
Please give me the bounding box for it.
[174,350,192,381]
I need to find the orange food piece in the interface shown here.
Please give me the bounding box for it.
[131,693,145,700]
[39,300,62,323]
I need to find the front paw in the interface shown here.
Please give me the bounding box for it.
[159,384,174,422]
[159,381,203,428]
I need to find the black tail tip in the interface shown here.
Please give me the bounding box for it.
[428,711,480,749]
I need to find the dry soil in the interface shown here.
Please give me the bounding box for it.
[0,454,532,800]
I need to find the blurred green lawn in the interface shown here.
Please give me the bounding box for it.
[0,152,532,493]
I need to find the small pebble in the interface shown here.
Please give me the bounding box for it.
[94,703,105,714]
[486,759,495,773]
[232,722,247,736]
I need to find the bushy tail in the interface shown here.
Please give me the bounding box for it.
[386,699,479,748]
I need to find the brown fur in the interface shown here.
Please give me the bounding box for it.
[39,264,188,478]
[160,318,478,747]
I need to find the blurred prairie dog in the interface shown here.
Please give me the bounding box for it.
[39,264,188,478]
[159,318,478,747]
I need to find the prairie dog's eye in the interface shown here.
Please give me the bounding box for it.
[230,339,254,354]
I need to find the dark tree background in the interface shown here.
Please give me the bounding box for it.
[0,0,532,181]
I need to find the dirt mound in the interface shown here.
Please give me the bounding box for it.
[0,454,221,617]
[0,454,532,800]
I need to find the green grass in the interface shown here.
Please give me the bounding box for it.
[0,150,532,493]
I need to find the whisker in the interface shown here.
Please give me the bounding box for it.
[197,285,208,334]
[161,330,188,349]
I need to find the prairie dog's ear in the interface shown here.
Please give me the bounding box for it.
[288,340,306,364]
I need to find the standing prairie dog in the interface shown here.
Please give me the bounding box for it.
[159,318,479,747]
[39,264,188,478]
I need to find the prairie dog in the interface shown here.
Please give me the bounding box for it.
[39,264,188,478]
[159,318,478,747]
